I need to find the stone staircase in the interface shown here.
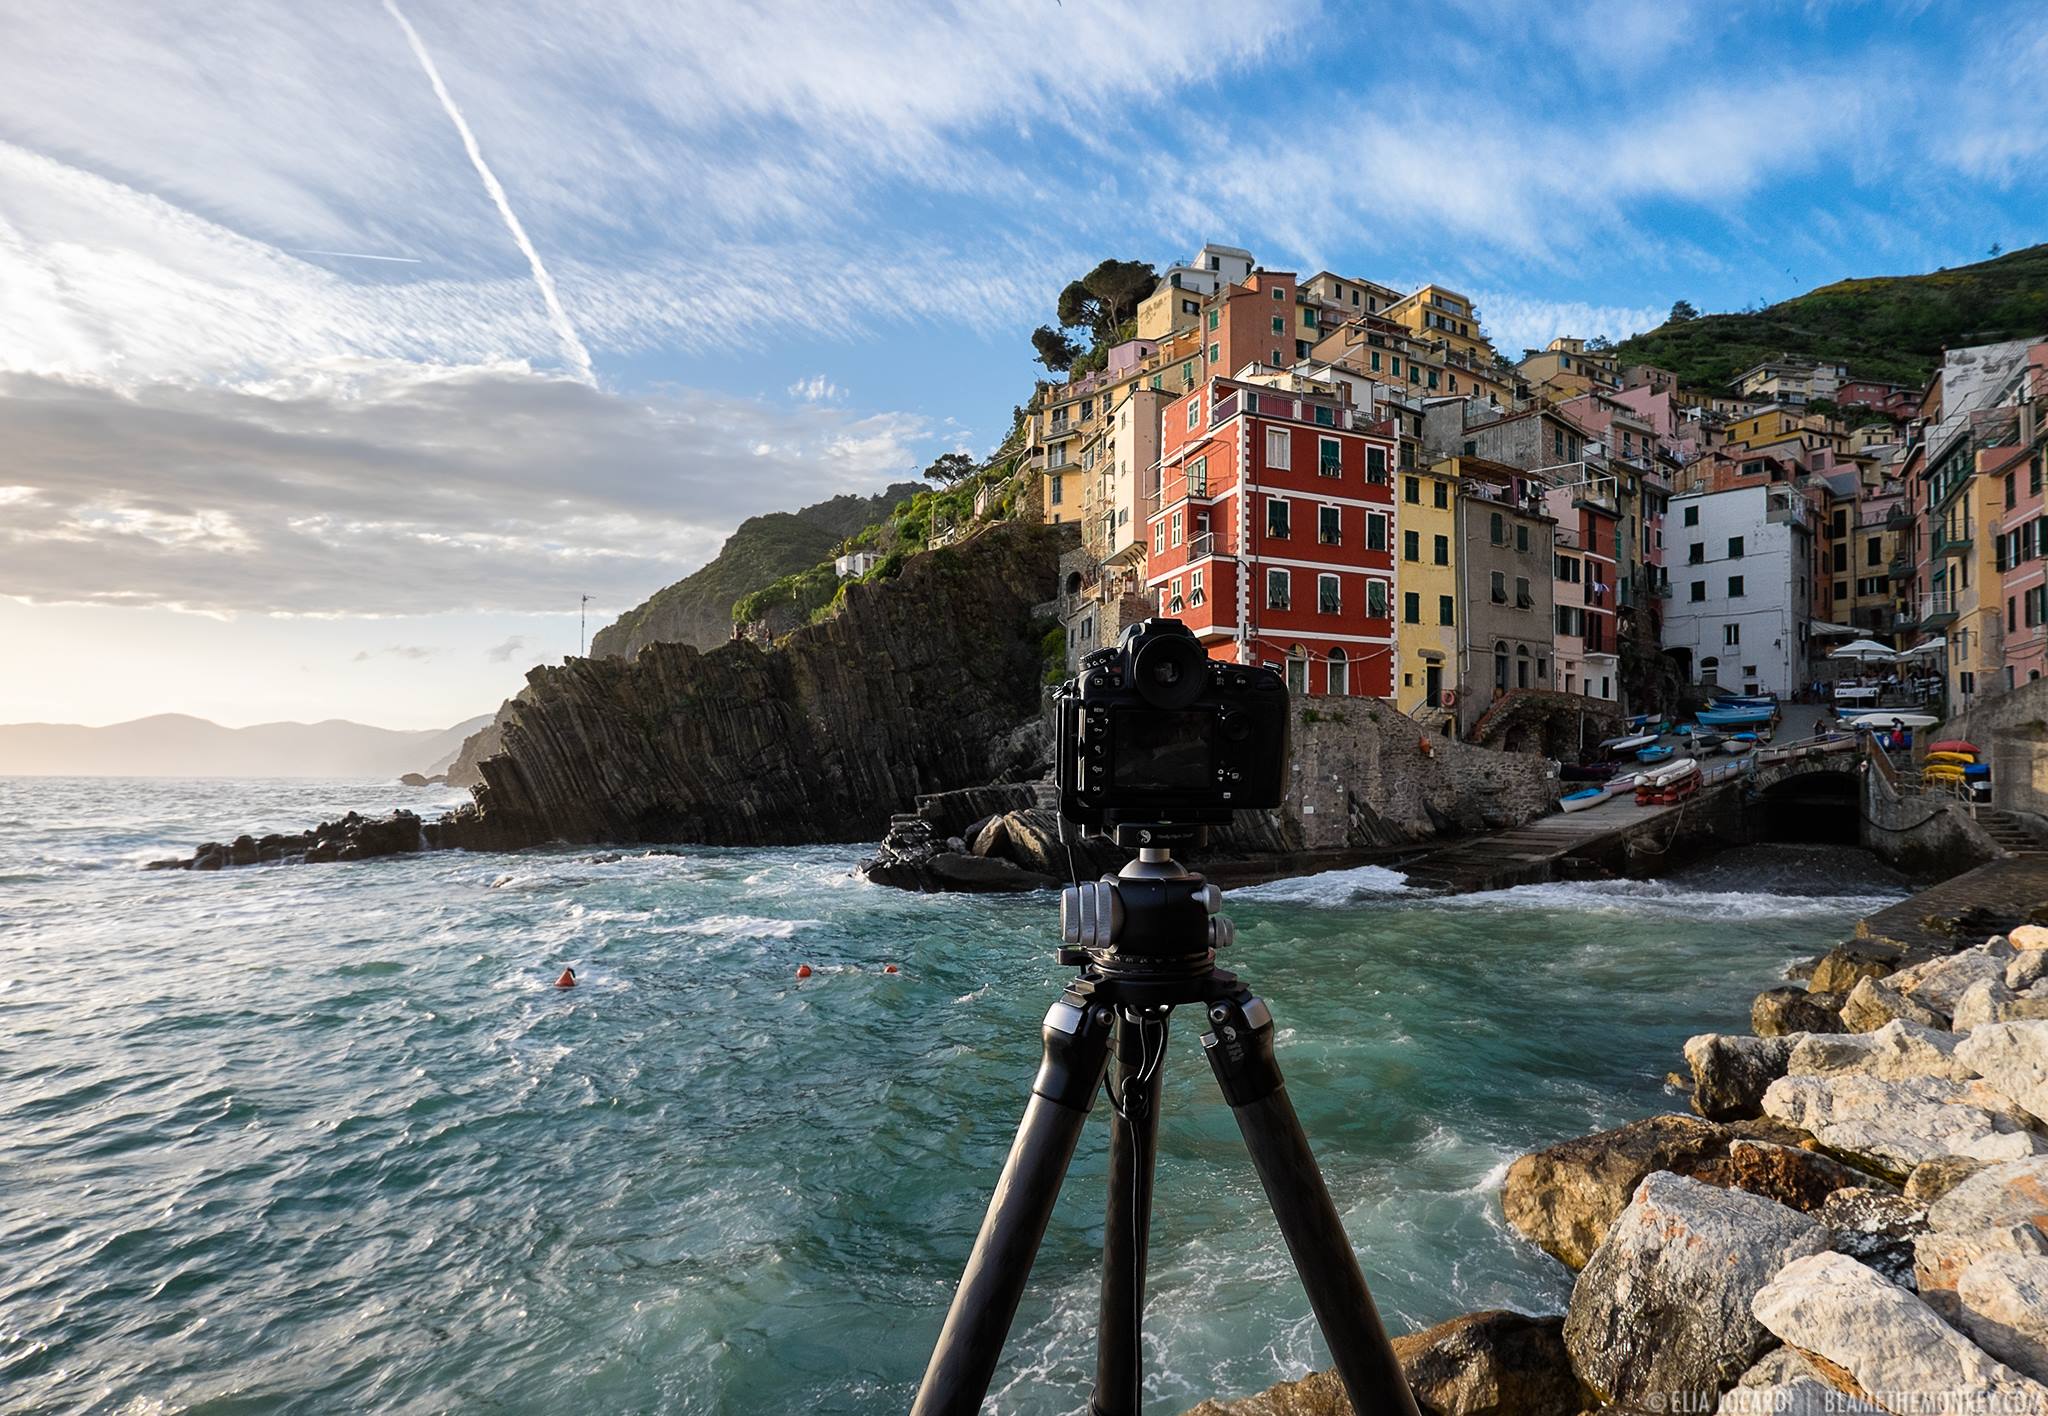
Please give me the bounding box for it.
[1975,809,2048,857]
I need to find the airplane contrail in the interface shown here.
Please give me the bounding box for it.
[381,0,596,385]
[297,249,425,264]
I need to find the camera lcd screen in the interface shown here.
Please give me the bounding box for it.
[1111,709,1212,792]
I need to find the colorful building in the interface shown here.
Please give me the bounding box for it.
[1148,375,1398,696]
[1384,283,1496,369]
[1394,458,1462,714]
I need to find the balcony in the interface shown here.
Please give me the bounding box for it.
[1045,421,1080,443]
[1933,522,1974,558]
[1189,532,1232,561]
[1211,391,1240,426]
[1920,589,1957,627]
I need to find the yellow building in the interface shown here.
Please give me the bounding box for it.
[1384,284,1497,368]
[1518,338,1620,402]
[1393,458,1463,714]
[1725,408,1842,451]
[1307,318,1514,408]
[1935,468,2002,708]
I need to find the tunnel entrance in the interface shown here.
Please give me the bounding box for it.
[1755,772,1860,845]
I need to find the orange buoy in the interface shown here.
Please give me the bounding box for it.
[555,968,576,988]
[795,964,813,979]
[883,964,899,974]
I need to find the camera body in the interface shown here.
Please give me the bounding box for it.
[1054,618,1289,837]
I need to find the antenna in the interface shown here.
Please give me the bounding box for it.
[580,593,591,657]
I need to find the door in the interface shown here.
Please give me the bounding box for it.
[1425,663,1443,709]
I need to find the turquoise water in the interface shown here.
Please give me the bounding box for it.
[1,777,1908,1414]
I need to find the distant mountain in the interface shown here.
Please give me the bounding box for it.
[1614,242,2048,391]
[0,712,494,778]
[591,482,923,658]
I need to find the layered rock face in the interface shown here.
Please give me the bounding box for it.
[447,523,1066,849]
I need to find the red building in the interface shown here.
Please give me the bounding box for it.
[1147,375,1397,696]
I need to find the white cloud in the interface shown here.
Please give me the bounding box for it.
[484,635,531,662]
[0,361,929,616]
[1472,292,1666,361]
[788,375,843,402]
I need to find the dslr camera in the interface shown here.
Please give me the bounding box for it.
[1054,618,1289,843]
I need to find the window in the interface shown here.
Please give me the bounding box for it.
[1266,497,1290,538]
[1688,542,1704,564]
[1491,512,1505,545]
[1272,315,1286,336]
[2008,472,2018,508]
[1207,309,1219,331]
[1367,514,1388,552]
[1170,510,1182,546]
[1403,592,1420,623]
[1264,427,1290,468]
[1318,573,1341,614]
[1727,536,1744,559]
[1208,342,1220,363]
[1490,571,1507,604]
[1286,647,1308,695]
[1328,647,1348,696]
[1867,537,1881,567]
[1515,576,1532,608]
[1405,476,1420,504]
[1190,568,1205,605]
[1322,505,1344,545]
[1271,349,1282,366]
[1366,446,1387,482]
[1368,580,1388,618]
[1515,524,1529,553]
[1439,594,1455,625]
[1370,351,1382,372]
[1683,505,1699,527]
[1153,521,1165,555]
[1320,437,1342,477]
[1187,455,1208,497]
[1266,568,1290,609]
[1187,396,1201,431]
[1272,286,1285,301]
[1404,529,1420,561]
[1494,641,1509,691]
[1724,623,1740,646]
[1728,575,1745,597]
[1434,481,1448,509]
[1314,402,1334,426]
[1690,581,1705,602]
[1433,534,1449,565]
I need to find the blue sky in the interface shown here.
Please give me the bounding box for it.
[2,0,2045,728]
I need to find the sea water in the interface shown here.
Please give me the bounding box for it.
[0,777,1909,1414]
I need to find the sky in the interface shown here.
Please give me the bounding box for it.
[3,0,2046,730]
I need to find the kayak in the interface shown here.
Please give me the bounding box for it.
[1638,757,1699,789]
[1560,787,1607,813]
[1926,739,1980,755]
[1926,751,1978,766]
[1843,711,1938,730]
[1697,705,1775,726]
[1602,733,1660,752]
[1637,744,1676,763]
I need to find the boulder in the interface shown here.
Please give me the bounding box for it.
[1914,1224,2048,1308]
[1563,1172,1828,1411]
[1684,1033,1799,1121]
[967,815,1007,857]
[1839,975,1945,1032]
[1751,1251,2048,1414]
[1956,980,2048,1032]
[1761,1074,2046,1181]
[2012,924,2048,951]
[1815,1186,1928,1288]
[1691,1138,1875,1213]
[1955,1252,2048,1382]
[926,852,1057,892]
[2012,951,2048,992]
[1905,1157,1993,1206]
[1177,1313,1586,1416]
[1716,1349,1884,1413]
[1891,939,2018,1017]
[1787,1019,1975,1083]
[1810,945,1895,995]
[399,771,430,786]
[1928,1157,2048,1235]
[1501,1114,1731,1271]
[1753,987,1844,1037]
[1389,1309,1585,1416]
[1956,1021,2048,1124]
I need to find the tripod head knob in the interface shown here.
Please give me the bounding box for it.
[1060,879,1124,949]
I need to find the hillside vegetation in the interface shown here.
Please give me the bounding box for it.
[591,483,921,658]
[1614,242,2048,390]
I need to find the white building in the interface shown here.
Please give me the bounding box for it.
[1662,483,1815,697]
[833,550,883,578]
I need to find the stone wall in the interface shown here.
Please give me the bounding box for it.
[1935,675,2048,819]
[1278,701,1558,848]
[1861,755,1999,879]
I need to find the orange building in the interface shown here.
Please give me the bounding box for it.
[1147,375,1398,697]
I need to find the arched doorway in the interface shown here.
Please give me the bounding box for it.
[1327,646,1349,696]
[1494,641,1509,691]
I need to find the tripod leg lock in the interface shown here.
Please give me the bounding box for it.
[1032,992,1117,1111]
[1200,994,1284,1107]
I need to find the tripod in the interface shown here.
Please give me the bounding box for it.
[910,846,1420,1416]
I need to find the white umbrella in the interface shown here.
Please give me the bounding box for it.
[1828,639,1896,662]
[1894,640,1943,659]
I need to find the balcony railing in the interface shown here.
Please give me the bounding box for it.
[1190,532,1231,560]
[1920,589,1957,624]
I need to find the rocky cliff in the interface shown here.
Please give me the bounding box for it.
[590,482,921,657]
[444,521,1066,848]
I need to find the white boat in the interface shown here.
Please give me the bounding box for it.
[1560,787,1607,813]
[1601,732,1659,753]
[1637,757,1698,790]
[1602,773,1640,796]
[1839,710,1938,730]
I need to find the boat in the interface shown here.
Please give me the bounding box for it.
[1696,705,1776,727]
[1637,744,1676,763]
[1963,763,1991,780]
[1635,757,1701,804]
[1925,750,1978,767]
[1722,734,1757,756]
[1713,695,1778,709]
[1560,787,1607,813]
[1637,756,1698,789]
[1602,773,1640,796]
[1685,728,1726,751]
[1927,739,1980,756]
[1601,732,1660,753]
[1840,710,1938,730]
